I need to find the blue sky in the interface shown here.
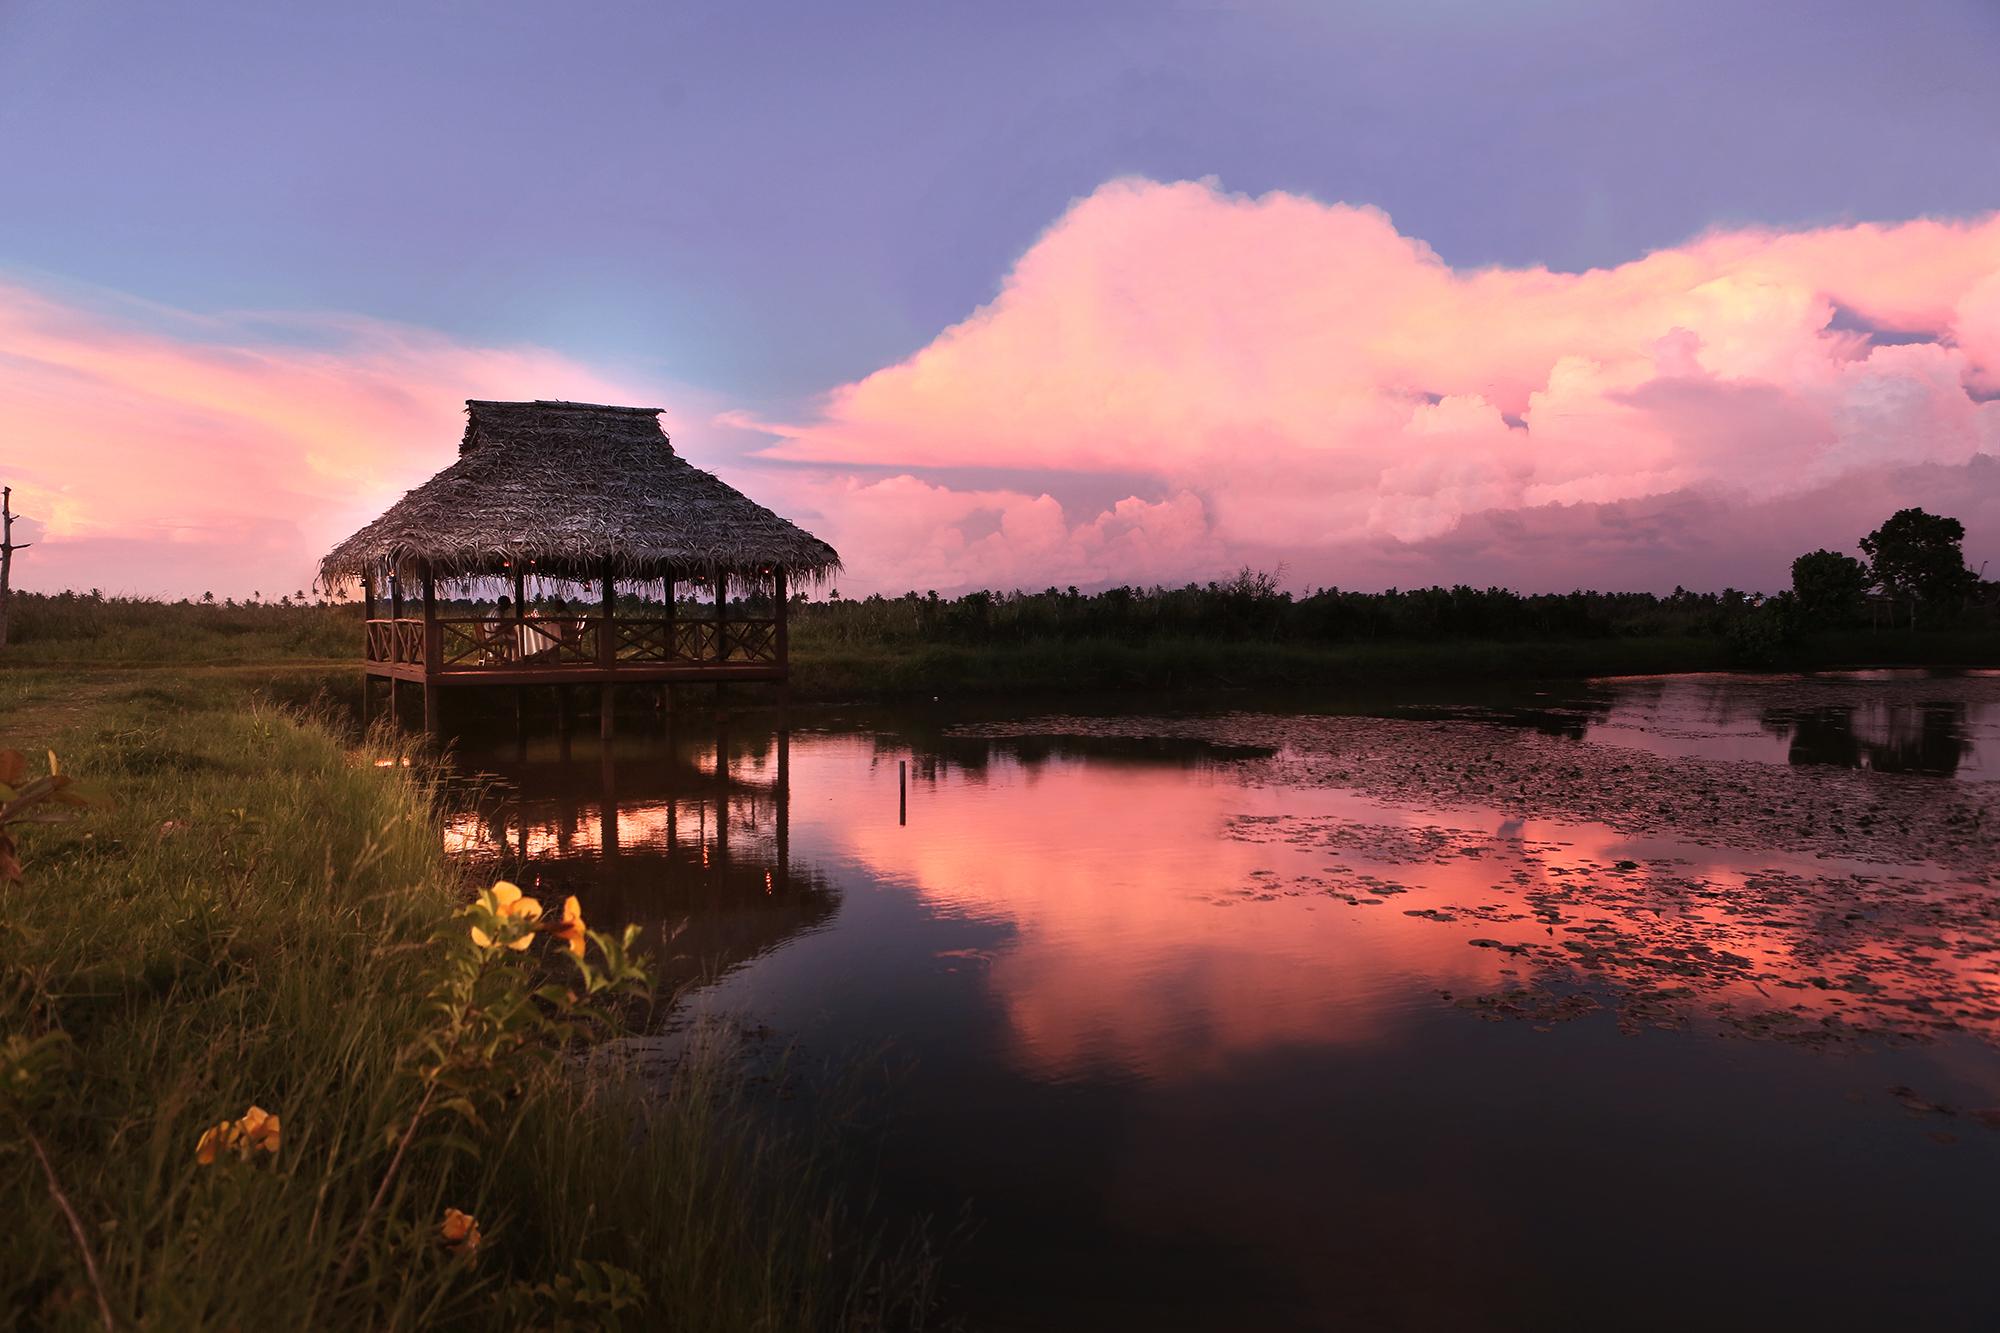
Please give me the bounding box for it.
[7,0,1998,407]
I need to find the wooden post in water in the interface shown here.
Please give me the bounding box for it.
[420,563,440,737]
[899,759,907,826]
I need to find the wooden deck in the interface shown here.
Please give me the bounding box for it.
[362,614,786,683]
[362,609,790,734]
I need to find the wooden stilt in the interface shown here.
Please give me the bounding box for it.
[599,560,616,742]
[774,566,790,711]
[420,564,440,738]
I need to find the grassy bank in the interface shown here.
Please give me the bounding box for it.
[0,670,934,1330]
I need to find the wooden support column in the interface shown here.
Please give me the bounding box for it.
[713,566,728,714]
[390,572,406,660]
[774,565,790,708]
[599,561,616,742]
[713,566,728,661]
[420,564,440,736]
[662,570,678,716]
[360,573,377,729]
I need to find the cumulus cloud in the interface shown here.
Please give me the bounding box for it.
[759,178,2000,591]
[8,179,2000,599]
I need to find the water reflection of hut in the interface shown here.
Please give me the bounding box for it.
[319,400,840,735]
[448,725,828,991]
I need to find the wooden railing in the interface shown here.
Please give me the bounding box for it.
[372,616,784,671]
[364,618,426,664]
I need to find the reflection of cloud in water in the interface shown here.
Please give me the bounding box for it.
[445,682,2000,1095]
[825,749,1511,1082]
[1224,812,2000,1052]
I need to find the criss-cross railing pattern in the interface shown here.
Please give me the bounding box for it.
[722,620,780,663]
[365,619,426,664]
[673,620,718,662]
[370,615,781,671]
[613,619,673,662]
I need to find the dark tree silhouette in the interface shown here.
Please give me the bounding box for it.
[1859,508,1976,628]
[1790,549,1870,625]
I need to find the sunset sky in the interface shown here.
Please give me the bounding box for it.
[5,0,2000,597]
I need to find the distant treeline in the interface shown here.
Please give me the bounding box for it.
[794,573,1826,649]
[3,509,1992,671]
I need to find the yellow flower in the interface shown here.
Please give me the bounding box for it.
[195,1119,237,1166]
[194,1105,280,1164]
[238,1105,280,1156]
[439,1207,482,1257]
[552,895,586,958]
[469,880,543,951]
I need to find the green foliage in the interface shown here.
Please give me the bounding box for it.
[0,676,935,1330]
[1,590,356,663]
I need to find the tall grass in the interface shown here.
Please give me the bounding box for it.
[4,591,355,663]
[0,672,935,1329]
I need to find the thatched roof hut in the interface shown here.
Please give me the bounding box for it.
[319,400,839,591]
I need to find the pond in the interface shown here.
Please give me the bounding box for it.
[445,670,2000,1331]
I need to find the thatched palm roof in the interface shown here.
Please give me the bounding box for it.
[319,400,839,589]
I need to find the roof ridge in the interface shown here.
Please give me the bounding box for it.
[465,399,665,415]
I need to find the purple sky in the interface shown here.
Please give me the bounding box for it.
[3,1,1999,596]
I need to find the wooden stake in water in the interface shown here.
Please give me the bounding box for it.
[899,759,907,826]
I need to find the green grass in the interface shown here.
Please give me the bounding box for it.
[0,669,936,1330]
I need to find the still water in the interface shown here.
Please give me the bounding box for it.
[448,671,2000,1331]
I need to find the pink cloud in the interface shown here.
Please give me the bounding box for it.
[0,279,646,596]
[757,178,2000,591]
[8,180,2000,601]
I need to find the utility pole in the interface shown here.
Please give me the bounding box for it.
[0,486,30,650]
